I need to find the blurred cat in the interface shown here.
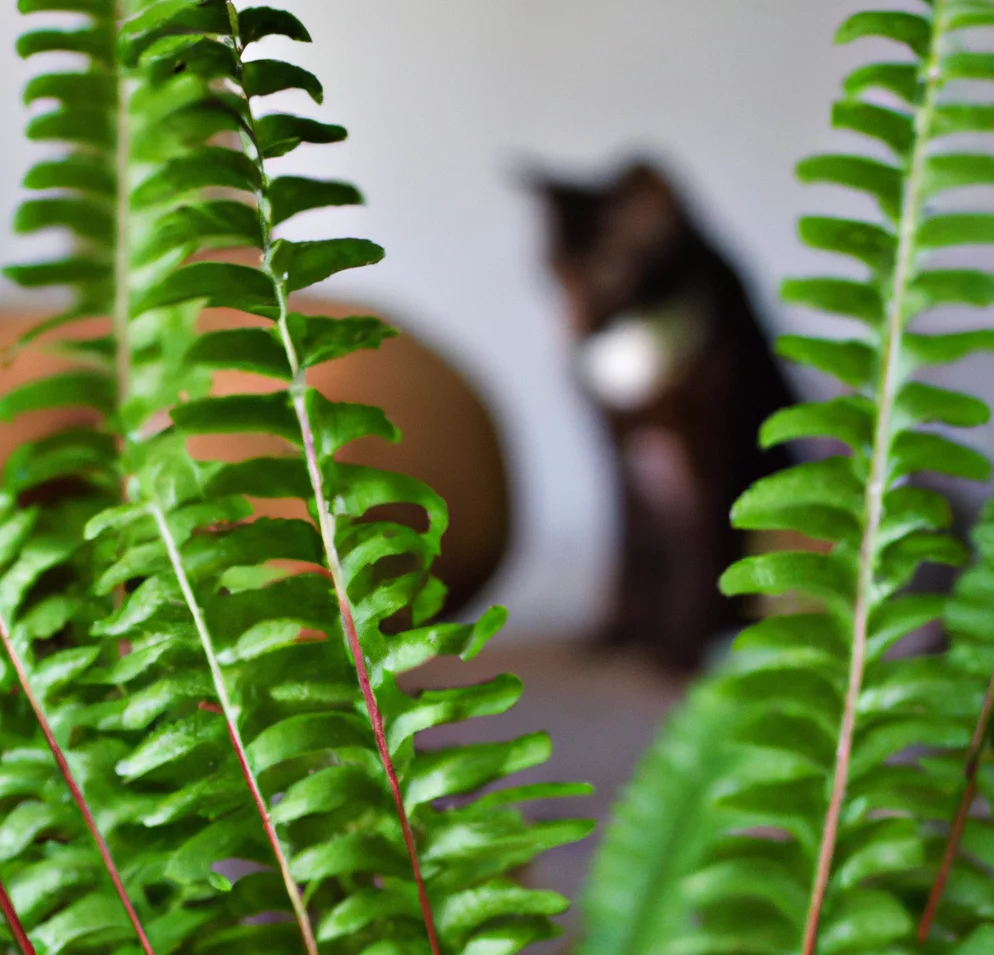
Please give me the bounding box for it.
[535,160,793,669]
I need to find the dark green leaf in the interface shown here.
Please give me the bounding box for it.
[896,382,990,428]
[116,711,227,780]
[818,890,913,954]
[881,485,953,546]
[760,397,874,452]
[934,104,994,136]
[832,101,913,155]
[912,269,994,309]
[270,177,363,226]
[255,113,347,159]
[943,52,994,81]
[3,429,117,494]
[387,675,523,751]
[283,238,385,292]
[891,431,991,482]
[835,11,931,55]
[247,713,370,772]
[288,313,396,368]
[797,217,895,273]
[270,765,384,826]
[184,518,322,580]
[305,391,399,459]
[93,574,181,637]
[142,34,237,82]
[781,278,883,324]
[720,552,855,606]
[290,833,409,883]
[732,458,863,539]
[132,148,261,208]
[17,27,113,63]
[23,71,114,109]
[243,59,323,103]
[132,262,275,317]
[206,457,310,500]
[14,197,113,244]
[134,200,262,266]
[0,371,114,421]
[27,108,113,149]
[735,613,849,657]
[238,7,312,44]
[18,0,112,11]
[405,734,552,807]
[924,154,994,196]
[843,62,919,103]
[775,335,875,388]
[906,329,994,365]
[171,393,300,443]
[32,894,131,953]
[165,811,268,885]
[185,328,290,380]
[919,213,994,248]
[956,926,994,954]
[436,884,568,946]
[23,156,114,196]
[4,257,110,289]
[123,0,207,37]
[316,886,419,942]
[796,154,902,219]
[947,1,994,30]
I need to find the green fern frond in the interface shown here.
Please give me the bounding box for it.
[0,1,589,953]
[654,3,994,952]
[915,496,994,939]
[577,679,742,955]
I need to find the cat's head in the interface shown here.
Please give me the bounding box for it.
[532,161,693,336]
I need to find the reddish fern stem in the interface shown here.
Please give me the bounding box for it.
[0,873,36,954]
[918,673,994,941]
[293,396,442,955]
[919,776,978,942]
[0,615,155,955]
[152,507,318,955]
[226,14,440,939]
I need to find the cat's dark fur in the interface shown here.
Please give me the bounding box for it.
[535,160,793,670]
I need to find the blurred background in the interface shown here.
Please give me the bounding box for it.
[4,0,993,945]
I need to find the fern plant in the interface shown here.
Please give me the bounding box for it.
[0,2,591,953]
[580,2,994,953]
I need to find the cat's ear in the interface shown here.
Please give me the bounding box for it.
[523,168,603,260]
[603,162,686,259]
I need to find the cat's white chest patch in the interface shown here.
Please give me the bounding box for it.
[576,316,676,411]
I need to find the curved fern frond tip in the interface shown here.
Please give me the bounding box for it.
[645,2,994,953]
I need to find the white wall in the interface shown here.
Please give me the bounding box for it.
[3,1,974,637]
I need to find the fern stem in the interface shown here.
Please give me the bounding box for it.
[919,776,978,941]
[113,0,131,405]
[800,8,947,952]
[918,672,994,939]
[0,613,155,955]
[220,15,442,946]
[150,505,319,955]
[0,873,36,954]
[291,391,443,955]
